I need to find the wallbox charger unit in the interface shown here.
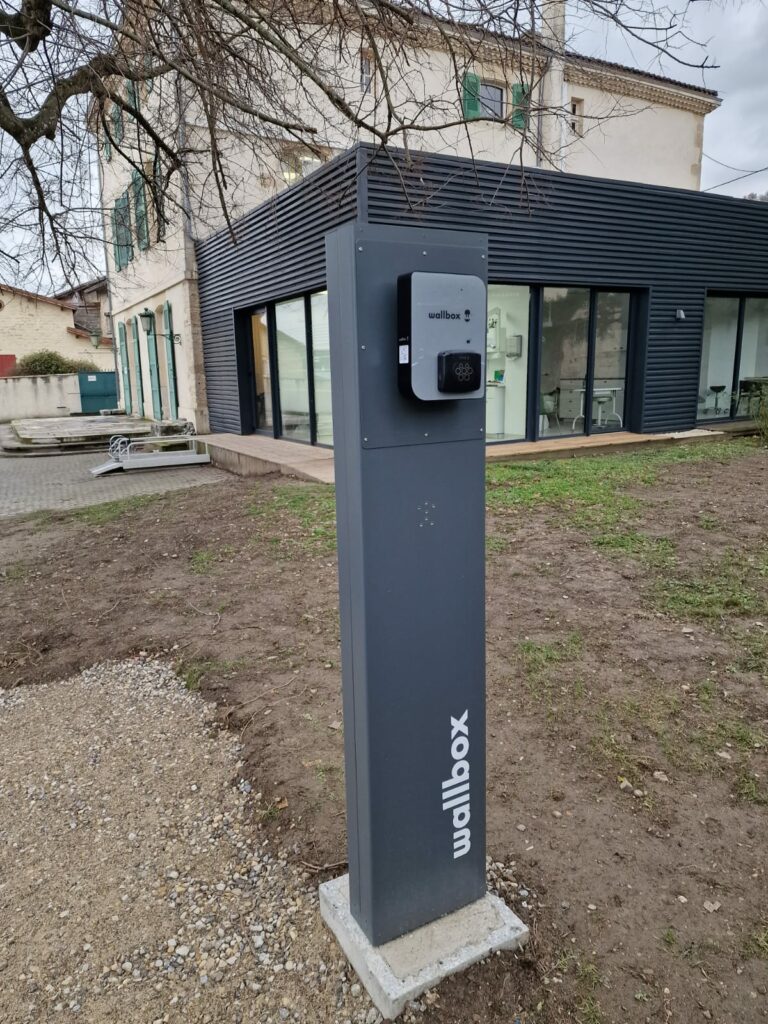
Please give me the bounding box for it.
[397,271,487,402]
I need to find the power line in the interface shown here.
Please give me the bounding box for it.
[703,163,768,192]
[703,152,755,174]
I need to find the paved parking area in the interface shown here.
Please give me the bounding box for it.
[0,451,228,517]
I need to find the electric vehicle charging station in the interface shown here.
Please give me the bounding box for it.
[319,223,527,1017]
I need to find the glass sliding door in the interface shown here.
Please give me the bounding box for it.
[310,292,333,445]
[251,309,273,431]
[735,297,768,417]
[538,287,631,438]
[592,292,630,432]
[485,285,530,441]
[539,287,590,436]
[697,296,740,421]
[275,298,311,441]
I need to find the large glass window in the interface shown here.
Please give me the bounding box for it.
[538,288,631,437]
[736,297,768,417]
[698,297,740,420]
[540,287,590,437]
[275,298,311,441]
[592,292,630,432]
[310,292,333,445]
[251,309,273,431]
[485,285,530,441]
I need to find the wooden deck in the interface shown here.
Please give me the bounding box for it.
[199,426,734,485]
[485,427,724,463]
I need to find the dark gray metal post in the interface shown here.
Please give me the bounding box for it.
[326,223,488,946]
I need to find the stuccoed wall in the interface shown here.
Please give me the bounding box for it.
[0,374,83,421]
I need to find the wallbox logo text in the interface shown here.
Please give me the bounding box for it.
[428,308,471,321]
[441,710,471,859]
[426,308,472,322]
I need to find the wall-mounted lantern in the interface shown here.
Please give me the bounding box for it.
[138,307,155,333]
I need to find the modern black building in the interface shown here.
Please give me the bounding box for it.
[196,144,768,447]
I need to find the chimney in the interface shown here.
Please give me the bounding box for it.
[537,0,567,169]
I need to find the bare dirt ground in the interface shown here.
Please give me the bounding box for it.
[1,438,767,1023]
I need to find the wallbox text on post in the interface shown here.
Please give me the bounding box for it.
[441,710,471,859]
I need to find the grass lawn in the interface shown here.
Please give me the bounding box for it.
[1,436,767,1023]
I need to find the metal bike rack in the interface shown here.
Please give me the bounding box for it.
[90,434,211,476]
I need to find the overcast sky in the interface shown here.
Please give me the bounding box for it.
[569,0,768,196]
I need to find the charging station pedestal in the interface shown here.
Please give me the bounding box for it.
[319,224,528,1019]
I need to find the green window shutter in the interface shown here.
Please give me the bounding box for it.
[130,317,145,416]
[511,83,531,132]
[103,126,112,163]
[163,301,178,418]
[126,79,139,114]
[462,72,481,120]
[144,54,154,93]
[114,192,134,268]
[132,171,149,251]
[110,102,124,144]
[153,166,166,240]
[111,207,121,270]
[117,321,132,414]
[146,317,163,419]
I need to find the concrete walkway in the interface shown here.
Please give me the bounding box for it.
[0,451,227,518]
[199,426,733,486]
[198,433,335,484]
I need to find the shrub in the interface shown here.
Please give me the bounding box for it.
[12,350,100,376]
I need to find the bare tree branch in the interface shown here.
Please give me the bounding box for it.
[0,0,718,287]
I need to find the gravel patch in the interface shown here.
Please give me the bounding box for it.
[0,660,384,1023]
[0,659,524,1023]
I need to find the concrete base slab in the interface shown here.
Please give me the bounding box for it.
[10,415,153,447]
[319,875,529,1020]
[197,432,335,484]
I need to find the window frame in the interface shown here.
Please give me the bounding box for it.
[360,50,373,95]
[279,146,325,185]
[478,80,505,120]
[533,285,637,441]
[697,291,768,423]
[569,97,585,136]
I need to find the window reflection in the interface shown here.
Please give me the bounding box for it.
[736,297,768,417]
[540,287,590,436]
[275,298,311,441]
[310,292,333,445]
[593,292,630,432]
[485,285,530,441]
[251,309,272,430]
[697,297,739,421]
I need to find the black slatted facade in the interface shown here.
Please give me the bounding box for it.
[361,148,768,432]
[196,150,359,433]
[196,143,768,436]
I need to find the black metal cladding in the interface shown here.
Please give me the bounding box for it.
[196,142,768,436]
[195,150,359,433]
[360,146,768,432]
